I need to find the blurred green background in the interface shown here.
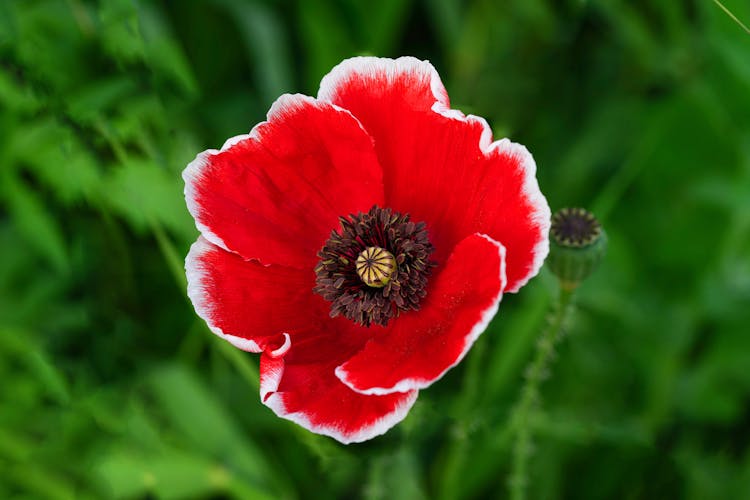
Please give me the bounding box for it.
[1,0,749,498]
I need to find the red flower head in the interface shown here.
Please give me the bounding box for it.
[184,57,550,443]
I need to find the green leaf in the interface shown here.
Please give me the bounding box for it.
[6,464,76,500]
[364,448,427,500]
[24,349,71,405]
[95,449,222,500]
[138,3,198,98]
[101,157,194,240]
[297,0,354,91]
[1,172,68,273]
[98,0,147,64]
[66,76,139,124]
[147,364,279,495]
[219,0,294,102]
[0,68,41,113]
[6,117,101,204]
[349,0,413,55]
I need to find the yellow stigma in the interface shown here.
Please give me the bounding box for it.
[355,247,397,288]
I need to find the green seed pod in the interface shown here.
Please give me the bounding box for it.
[547,208,606,290]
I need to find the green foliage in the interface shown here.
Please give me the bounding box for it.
[1,0,749,498]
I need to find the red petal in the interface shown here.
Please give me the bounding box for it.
[186,236,327,352]
[335,233,507,395]
[260,329,418,444]
[183,94,383,268]
[318,57,549,292]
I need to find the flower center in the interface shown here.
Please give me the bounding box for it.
[313,206,436,327]
[356,246,397,288]
[550,207,602,248]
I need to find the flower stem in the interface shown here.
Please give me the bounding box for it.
[150,218,261,391]
[712,0,750,35]
[507,287,575,500]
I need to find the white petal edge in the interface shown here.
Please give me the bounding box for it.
[267,332,291,358]
[182,93,373,260]
[185,236,264,352]
[260,351,419,445]
[317,56,550,292]
[335,233,507,396]
[484,138,551,293]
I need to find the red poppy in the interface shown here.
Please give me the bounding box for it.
[184,57,550,443]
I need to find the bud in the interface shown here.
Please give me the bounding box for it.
[547,208,606,290]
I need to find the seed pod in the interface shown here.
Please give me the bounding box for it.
[547,208,606,290]
[356,246,397,288]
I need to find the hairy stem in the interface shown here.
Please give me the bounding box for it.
[508,287,575,500]
[712,0,750,35]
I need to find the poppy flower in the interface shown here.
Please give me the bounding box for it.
[184,56,550,443]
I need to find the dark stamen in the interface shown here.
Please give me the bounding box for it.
[313,206,436,327]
